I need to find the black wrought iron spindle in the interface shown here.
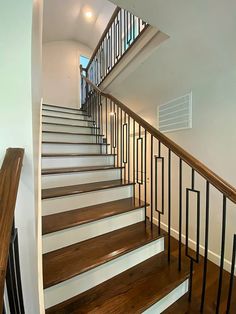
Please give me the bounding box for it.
[226,234,236,314]
[200,180,210,312]
[216,195,227,313]
[179,158,183,271]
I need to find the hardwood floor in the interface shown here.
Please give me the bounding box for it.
[163,237,236,314]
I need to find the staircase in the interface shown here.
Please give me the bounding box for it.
[41,103,190,313]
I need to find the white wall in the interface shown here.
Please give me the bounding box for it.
[0,0,42,312]
[105,0,236,268]
[42,40,92,108]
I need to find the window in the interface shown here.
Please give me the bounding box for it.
[80,55,89,69]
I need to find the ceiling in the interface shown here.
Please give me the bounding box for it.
[43,0,116,49]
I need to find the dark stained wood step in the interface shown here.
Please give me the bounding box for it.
[42,153,116,157]
[43,108,89,117]
[42,180,134,199]
[42,131,104,136]
[42,122,99,129]
[42,141,109,145]
[43,103,86,112]
[45,251,189,313]
[163,237,236,314]
[42,197,146,235]
[42,165,123,175]
[43,221,163,289]
[42,115,94,123]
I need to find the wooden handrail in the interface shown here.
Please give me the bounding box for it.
[81,73,236,203]
[86,7,121,71]
[0,148,24,312]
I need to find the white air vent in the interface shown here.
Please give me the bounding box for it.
[158,92,192,133]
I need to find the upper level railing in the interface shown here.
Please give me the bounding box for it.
[0,148,25,314]
[80,70,236,313]
[85,7,149,87]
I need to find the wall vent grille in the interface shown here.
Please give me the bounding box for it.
[158,92,192,133]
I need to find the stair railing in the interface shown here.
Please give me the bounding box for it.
[80,70,236,313]
[85,6,149,87]
[0,148,25,314]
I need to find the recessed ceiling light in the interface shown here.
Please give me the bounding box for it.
[84,11,93,19]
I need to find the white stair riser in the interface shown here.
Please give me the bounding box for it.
[42,185,133,215]
[42,143,107,154]
[42,110,87,120]
[42,116,93,127]
[44,237,165,308]
[42,133,102,143]
[43,207,145,253]
[42,124,96,134]
[42,156,115,169]
[143,280,189,314]
[43,105,84,114]
[42,169,121,188]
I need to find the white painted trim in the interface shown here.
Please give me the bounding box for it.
[153,217,234,273]
[38,99,45,313]
[143,279,189,313]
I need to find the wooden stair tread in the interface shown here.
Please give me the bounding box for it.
[43,221,162,288]
[43,109,89,117]
[42,197,146,235]
[42,114,94,122]
[42,131,104,136]
[42,141,109,145]
[42,153,116,157]
[42,165,123,175]
[43,104,86,112]
[45,251,189,313]
[42,122,99,129]
[42,180,134,199]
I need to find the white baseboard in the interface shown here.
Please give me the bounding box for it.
[153,217,234,273]
[143,279,189,314]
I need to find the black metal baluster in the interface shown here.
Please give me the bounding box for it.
[116,105,119,168]
[105,98,108,153]
[136,125,143,203]
[110,100,112,155]
[155,141,164,235]
[216,195,227,313]
[6,227,25,314]
[119,10,122,58]
[128,116,130,183]
[226,234,236,314]
[123,118,127,181]
[96,92,99,143]
[179,158,183,271]
[200,181,210,312]
[98,93,101,143]
[133,119,135,198]
[13,230,24,313]
[186,169,200,302]
[144,130,147,221]
[110,27,112,71]
[168,149,171,262]
[150,135,153,226]
[120,109,123,179]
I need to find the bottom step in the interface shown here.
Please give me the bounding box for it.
[46,252,189,314]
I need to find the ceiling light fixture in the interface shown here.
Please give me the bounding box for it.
[84,10,93,19]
